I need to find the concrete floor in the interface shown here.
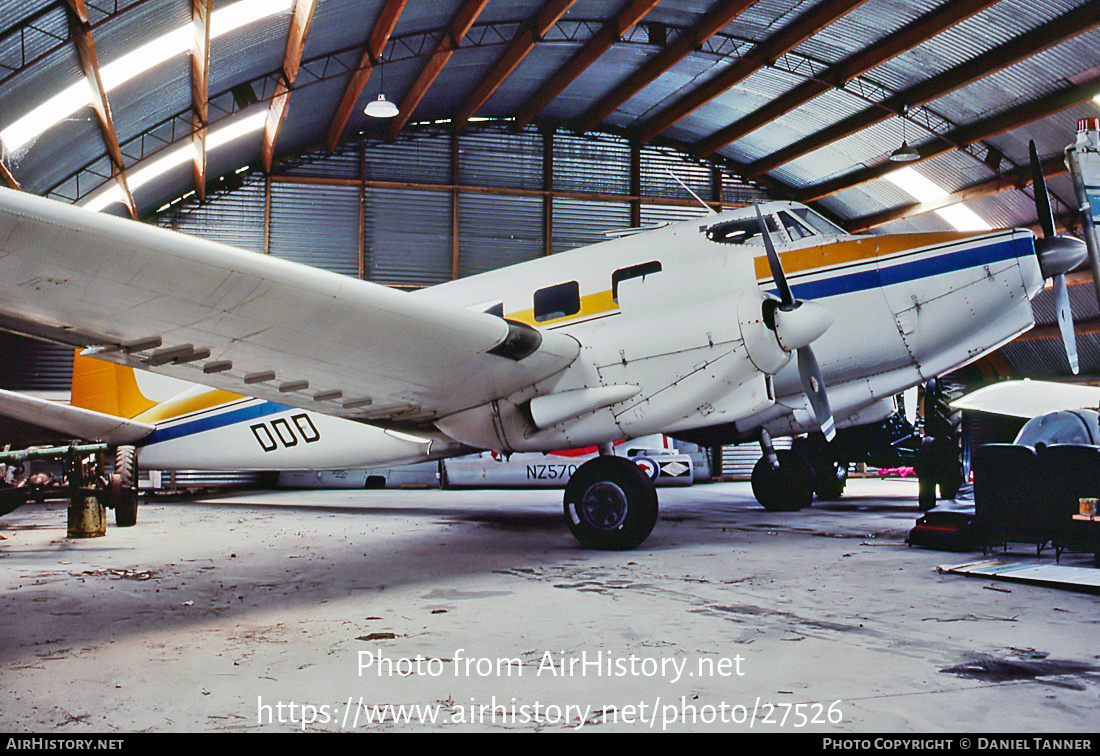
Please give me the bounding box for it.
[1,478,1098,733]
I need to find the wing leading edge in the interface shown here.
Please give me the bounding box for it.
[0,189,579,427]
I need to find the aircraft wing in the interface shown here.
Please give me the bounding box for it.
[0,389,154,444]
[952,379,1100,419]
[0,189,579,427]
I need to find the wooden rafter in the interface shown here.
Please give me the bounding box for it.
[262,0,317,172]
[693,0,1001,159]
[0,159,20,191]
[513,0,660,129]
[635,0,869,145]
[191,0,212,200]
[68,8,136,218]
[845,155,1068,233]
[326,0,407,151]
[389,0,491,137]
[575,0,756,135]
[452,0,577,130]
[745,4,1100,180]
[65,0,88,24]
[799,81,1100,204]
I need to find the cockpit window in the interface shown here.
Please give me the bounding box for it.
[612,261,662,301]
[779,211,815,240]
[705,215,780,245]
[790,207,845,236]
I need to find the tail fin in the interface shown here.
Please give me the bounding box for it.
[70,351,157,419]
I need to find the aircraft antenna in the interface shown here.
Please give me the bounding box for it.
[665,168,717,215]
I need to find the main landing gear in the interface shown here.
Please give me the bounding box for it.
[750,430,816,512]
[564,452,658,550]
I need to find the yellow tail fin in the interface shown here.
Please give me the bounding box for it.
[70,351,158,419]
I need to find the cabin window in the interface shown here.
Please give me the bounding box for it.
[779,211,815,240]
[790,207,845,236]
[705,215,779,245]
[612,261,662,301]
[533,281,581,322]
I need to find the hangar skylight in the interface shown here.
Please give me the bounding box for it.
[0,0,293,155]
[82,111,267,213]
[885,167,992,233]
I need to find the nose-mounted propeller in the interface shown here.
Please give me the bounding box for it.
[755,204,836,441]
[1030,140,1088,375]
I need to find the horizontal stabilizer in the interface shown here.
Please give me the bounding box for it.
[0,389,154,444]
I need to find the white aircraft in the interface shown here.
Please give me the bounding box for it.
[0,149,1086,549]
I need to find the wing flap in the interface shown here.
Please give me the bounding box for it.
[0,189,579,423]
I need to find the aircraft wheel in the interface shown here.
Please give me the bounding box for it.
[113,445,138,527]
[814,460,848,500]
[751,450,815,512]
[564,455,658,550]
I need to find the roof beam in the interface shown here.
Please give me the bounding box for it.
[693,0,1001,158]
[745,3,1100,180]
[65,0,88,24]
[389,0,491,136]
[0,159,20,191]
[845,155,1068,233]
[191,0,212,201]
[262,0,317,172]
[68,7,136,218]
[574,0,756,135]
[452,0,577,130]
[513,0,661,129]
[635,0,870,145]
[326,0,407,151]
[799,80,1100,203]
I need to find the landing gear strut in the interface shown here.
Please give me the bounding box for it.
[564,454,658,550]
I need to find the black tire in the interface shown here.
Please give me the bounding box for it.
[113,446,138,527]
[564,455,658,550]
[751,450,815,512]
[814,460,848,500]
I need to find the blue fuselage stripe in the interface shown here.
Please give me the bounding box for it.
[769,236,1032,301]
[138,401,291,447]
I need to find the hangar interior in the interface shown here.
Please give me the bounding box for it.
[1,0,1099,544]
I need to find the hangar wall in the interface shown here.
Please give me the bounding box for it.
[157,125,765,287]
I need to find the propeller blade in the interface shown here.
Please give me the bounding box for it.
[1029,140,1055,239]
[797,346,836,442]
[755,204,794,308]
[1052,272,1079,375]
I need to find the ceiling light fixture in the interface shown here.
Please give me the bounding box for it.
[889,104,920,162]
[364,56,399,118]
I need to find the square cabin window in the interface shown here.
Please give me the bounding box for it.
[533,281,580,322]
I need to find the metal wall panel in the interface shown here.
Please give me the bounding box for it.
[162,176,267,253]
[269,182,360,277]
[458,129,543,191]
[552,132,630,194]
[362,132,451,184]
[363,187,452,286]
[0,333,72,391]
[552,197,630,253]
[458,192,543,278]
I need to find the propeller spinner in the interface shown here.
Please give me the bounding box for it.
[755,204,836,441]
[1029,140,1087,375]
